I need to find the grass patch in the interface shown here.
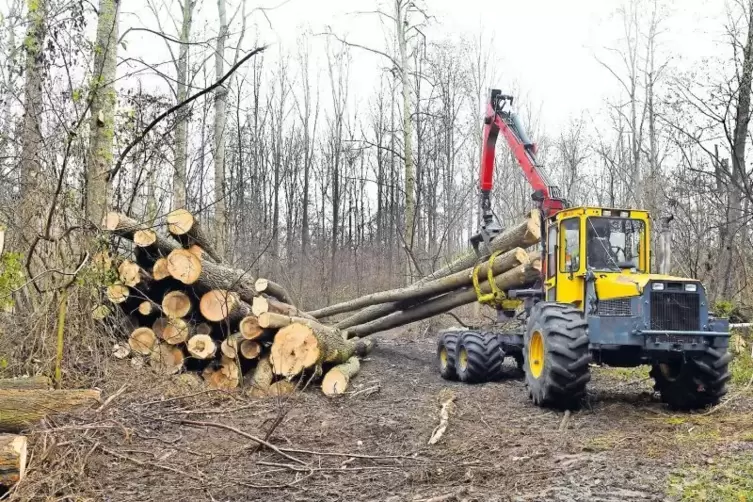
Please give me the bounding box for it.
[668,454,753,501]
[730,338,753,386]
[593,365,650,382]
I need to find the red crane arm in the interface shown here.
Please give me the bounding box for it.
[479,95,565,218]
[480,102,549,196]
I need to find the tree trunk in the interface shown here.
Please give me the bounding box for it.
[0,434,27,487]
[199,290,251,324]
[85,0,119,226]
[346,263,541,338]
[270,323,354,377]
[104,213,180,257]
[167,209,222,263]
[254,278,292,304]
[213,0,229,260]
[321,356,360,396]
[18,0,47,247]
[173,0,195,208]
[258,312,339,335]
[0,377,52,390]
[336,210,541,329]
[0,389,101,432]
[311,247,529,319]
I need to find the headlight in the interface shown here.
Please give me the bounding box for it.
[684,283,697,292]
[652,282,664,291]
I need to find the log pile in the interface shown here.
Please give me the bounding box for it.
[102,209,542,398]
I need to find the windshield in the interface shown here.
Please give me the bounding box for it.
[586,217,644,271]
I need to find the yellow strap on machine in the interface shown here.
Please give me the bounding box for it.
[472,251,507,306]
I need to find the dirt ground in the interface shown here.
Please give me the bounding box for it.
[8,324,753,502]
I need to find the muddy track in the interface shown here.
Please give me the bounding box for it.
[10,326,753,502]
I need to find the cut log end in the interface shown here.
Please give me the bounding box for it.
[133,229,157,247]
[251,296,269,317]
[187,334,216,360]
[149,343,185,375]
[187,244,204,260]
[166,208,195,236]
[267,380,296,397]
[162,291,192,318]
[106,284,129,304]
[153,258,170,280]
[220,338,238,360]
[0,434,27,487]
[162,318,189,345]
[200,290,237,322]
[138,301,154,316]
[102,211,121,231]
[270,324,321,377]
[321,357,360,396]
[203,360,239,390]
[128,327,157,355]
[239,340,261,359]
[239,316,263,340]
[167,249,202,285]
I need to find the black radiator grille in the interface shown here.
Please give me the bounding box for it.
[650,292,700,331]
[597,298,632,316]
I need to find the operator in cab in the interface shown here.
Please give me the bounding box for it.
[587,218,617,270]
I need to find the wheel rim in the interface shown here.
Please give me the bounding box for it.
[529,331,544,379]
[439,347,448,369]
[458,347,468,372]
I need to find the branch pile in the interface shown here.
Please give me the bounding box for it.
[101,209,541,398]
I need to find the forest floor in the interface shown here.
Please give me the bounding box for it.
[9,323,753,502]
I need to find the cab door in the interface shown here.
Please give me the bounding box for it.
[556,217,585,307]
[544,223,557,301]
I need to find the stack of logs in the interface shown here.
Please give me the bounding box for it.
[102,208,542,397]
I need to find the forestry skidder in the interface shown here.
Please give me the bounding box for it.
[437,89,732,410]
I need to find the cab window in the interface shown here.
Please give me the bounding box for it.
[547,225,557,278]
[586,217,645,271]
[560,218,580,273]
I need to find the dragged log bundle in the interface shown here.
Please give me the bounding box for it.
[101,208,541,396]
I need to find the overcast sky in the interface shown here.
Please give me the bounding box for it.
[235,0,728,134]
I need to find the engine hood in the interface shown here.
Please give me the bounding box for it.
[594,272,697,301]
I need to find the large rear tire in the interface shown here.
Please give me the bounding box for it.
[454,331,506,383]
[437,331,460,381]
[650,348,731,410]
[524,302,591,409]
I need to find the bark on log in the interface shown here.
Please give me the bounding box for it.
[165,249,256,303]
[254,278,292,304]
[353,338,375,357]
[200,290,252,324]
[336,210,541,329]
[187,334,216,360]
[149,343,185,375]
[104,212,180,258]
[0,434,27,487]
[161,291,192,318]
[239,316,264,340]
[247,355,273,396]
[153,258,170,280]
[0,377,52,390]
[346,263,541,338]
[258,312,340,335]
[270,322,355,377]
[311,247,529,319]
[321,357,360,396]
[252,296,315,320]
[239,340,261,360]
[167,209,223,263]
[0,389,101,432]
[128,327,157,355]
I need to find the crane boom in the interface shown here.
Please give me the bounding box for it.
[478,89,566,223]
